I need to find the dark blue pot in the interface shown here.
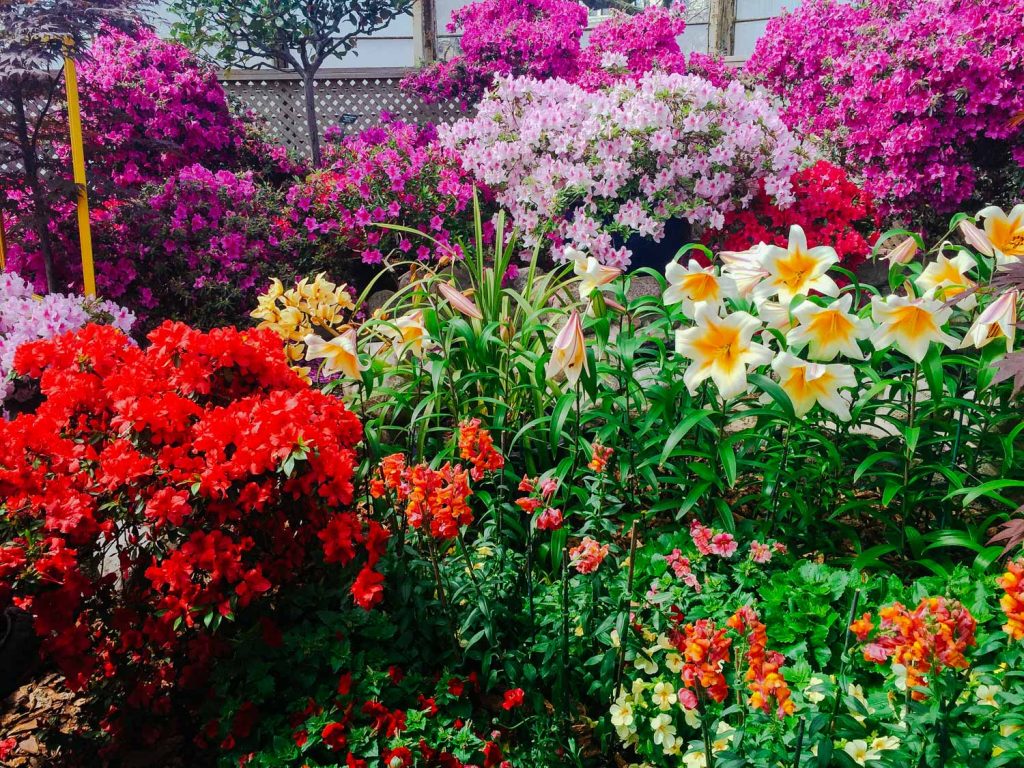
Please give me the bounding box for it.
[622,217,692,275]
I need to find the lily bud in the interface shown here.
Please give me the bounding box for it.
[545,311,587,387]
[437,282,483,320]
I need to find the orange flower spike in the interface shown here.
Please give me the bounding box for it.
[587,441,613,473]
[850,612,875,640]
[997,560,1024,641]
[457,418,505,481]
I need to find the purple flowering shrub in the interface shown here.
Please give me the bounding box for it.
[0,271,135,407]
[286,117,479,272]
[746,0,1024,215]
[402,0,588,109]
[95,164,296,330]
[402,3,729,109]
[441,73,802,268]
[2,27,302,298]
[77,26,249,189]
[574,8,733,91]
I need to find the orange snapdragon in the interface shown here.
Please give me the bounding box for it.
[996,559,1024,641]
[670,618,733,706]
[587,441,613,473]
[728,606,794,716]
[850,597,976,700]
[370,454,473,540]
[457,418,505,480]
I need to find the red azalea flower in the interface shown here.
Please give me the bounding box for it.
[501,688,525,710]
[321,721,347,751]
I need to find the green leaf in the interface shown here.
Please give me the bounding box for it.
[658,409,715,467]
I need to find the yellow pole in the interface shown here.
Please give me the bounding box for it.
[0,210,7,271]
[63,40,97,296]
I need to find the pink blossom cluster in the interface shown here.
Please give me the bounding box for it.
[440,72,802,267]
[689,521,737,558]
[402,0,588,109]
[0,272,135,403]
[575,8,732,90]
[404,3,732,107]
[95,164,294,328]
[76,26,250,189]
[746,0,1024,214]
[285,117,479,266]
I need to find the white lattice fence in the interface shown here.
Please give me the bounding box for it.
[219,68,459,157]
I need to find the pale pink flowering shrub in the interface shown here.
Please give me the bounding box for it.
[441,73,802,267]
[746,0,1024,214]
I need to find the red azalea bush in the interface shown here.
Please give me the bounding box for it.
[285,116,479,270]
[0,322,384,733]
[703,161,881,270]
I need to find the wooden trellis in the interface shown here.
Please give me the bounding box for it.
[219,68,460,158]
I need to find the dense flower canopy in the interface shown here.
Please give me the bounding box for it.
[442,72,802,267]
[0,322,379,703]
[746,0,1024,214]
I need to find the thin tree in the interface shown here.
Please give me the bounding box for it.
[170,0,415,166]
[0,0,144,292]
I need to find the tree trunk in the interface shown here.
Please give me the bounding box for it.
[12,91,56,293]
[302,73,322,167]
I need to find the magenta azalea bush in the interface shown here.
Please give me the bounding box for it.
[93,164,295,329]
[403,3,730,109]
[77,26,249,189]
[0,272,135,405]
[285,117,479,270]
[402,0,587,109]
[746,0,1024,215]
[441,73,802,267]
[2,27,301,298]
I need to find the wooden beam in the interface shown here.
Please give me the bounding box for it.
[708,0,735,56]
[412,0,437,66]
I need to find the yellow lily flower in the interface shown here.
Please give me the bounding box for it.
[787,294,871,361]
[754,297,798,330]
[304,327,364,379]
[772,352,855,420]
[719,243,771,297]
[663,258,738,317]
[382,309,433,359]
[545,310,588,387]
[869,294,958,363]
[915,253,977,309]
[961,290,1018,352]
[978,204,1024,263]
[571,249,622,300]
[843,740,881,767]
[754,225,840,305]
[674,305,772,399]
